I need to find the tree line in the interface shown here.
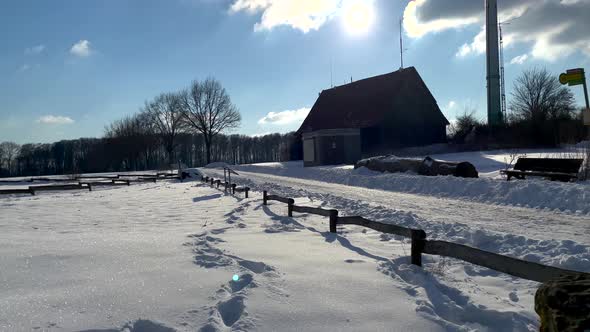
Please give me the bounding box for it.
[448,67,587,146]
[0,133,301,177]
[0,77,302,177]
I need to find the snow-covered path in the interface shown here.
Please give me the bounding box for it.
[202,169,590,246]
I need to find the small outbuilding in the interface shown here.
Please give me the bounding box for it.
[298,67,449,166]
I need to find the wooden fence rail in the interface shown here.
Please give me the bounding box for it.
[422,240,583,283]
[79,180,131,187]
[258,189,589,282]
[291,205,333,217]
[0,188,35,195]
[78,175,120,180]
[31,184,92,193]
[199,176,249,198]
[338,216,413,238]
[1,173,178,197]
[31,178,74,182]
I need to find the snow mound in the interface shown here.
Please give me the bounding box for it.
[229,161,590,214]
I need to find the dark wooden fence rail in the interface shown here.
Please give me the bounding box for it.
[200,176,250,198]
[259,189,589,283]
[31,183,92,194]
[79,180,131,187]
[1,172,178,196]
[422,240,582,283]
[78,175,120,180]
[0,188,35,195]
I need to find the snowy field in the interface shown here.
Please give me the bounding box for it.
[1,148,589,331]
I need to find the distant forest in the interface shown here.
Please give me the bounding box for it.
[0,132,301,177]
[0,77,303,178]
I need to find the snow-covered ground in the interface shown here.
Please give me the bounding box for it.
[220,148,589,215]
[0,181,471,331]
[1,148,588,331]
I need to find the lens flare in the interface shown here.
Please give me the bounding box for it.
[342,1,375,35]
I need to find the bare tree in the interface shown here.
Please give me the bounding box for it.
[0,142,20,175]
[509,67,576,123]
[142,92,185,165]
[180,78,241,164]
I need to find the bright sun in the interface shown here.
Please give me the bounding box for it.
[342,1,375,35]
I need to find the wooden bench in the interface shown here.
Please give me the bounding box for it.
[500,158,583,182]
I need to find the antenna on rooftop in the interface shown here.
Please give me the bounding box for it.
[399,17,404,69]
[330,55,334,88]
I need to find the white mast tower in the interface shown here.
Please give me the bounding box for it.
[486,0,504,126]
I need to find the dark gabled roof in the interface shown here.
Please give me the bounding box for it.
[297,67,449,133]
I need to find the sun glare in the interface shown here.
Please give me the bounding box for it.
[342,1,375,35]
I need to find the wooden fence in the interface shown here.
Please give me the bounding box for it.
[196,175,585,283]
[258,190,587,283]
[0,172,178,196]
[201,176,250,198]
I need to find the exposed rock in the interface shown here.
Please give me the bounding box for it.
[535,273,590,332]
[354,155,422,173]
[355,155,479,178]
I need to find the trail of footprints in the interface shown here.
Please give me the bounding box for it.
[185,201,285,331]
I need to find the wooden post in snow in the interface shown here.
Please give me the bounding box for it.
[411,229,427,267]
[329,210,339,233]
[287,198,295,217]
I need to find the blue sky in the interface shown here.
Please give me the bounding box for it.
[1,0,589,143]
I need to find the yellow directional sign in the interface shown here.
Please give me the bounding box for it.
[559,68,585,86]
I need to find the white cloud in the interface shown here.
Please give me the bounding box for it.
[403,0,479,38]
[37,115,75,125]
[404,0,590,61]
[25,44,45,55]
[70,40,92,57]
[231,0,369,33]
[455,28,486,57]
[258,107,311,125]
[510,54,529,65]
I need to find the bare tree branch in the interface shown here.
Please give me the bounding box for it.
[180,78,241,164]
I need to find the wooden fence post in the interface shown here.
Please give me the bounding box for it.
[287,199,295,217]
[225,182,229,193]
[263,190,268,205]
[232,184,236,194]
[211,178,214,186]
[245,187,250,198]
[329,209,338,233]
[216,180,221,189]
[411,229,427,267]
